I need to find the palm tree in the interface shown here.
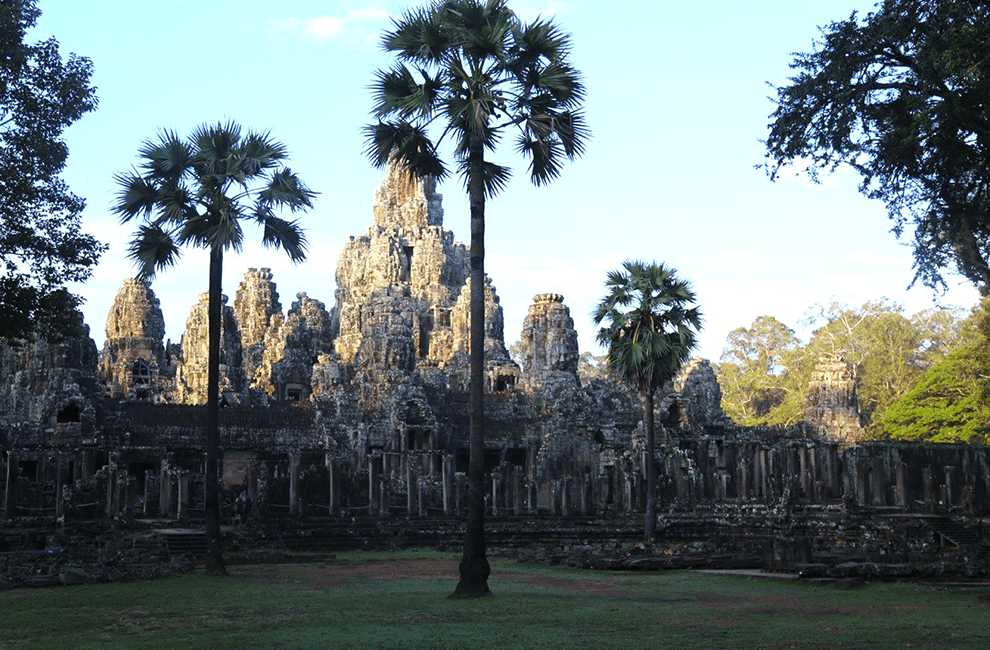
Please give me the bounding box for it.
[113,122,316,574]
[364,0,588,598]
[593,261,702,541]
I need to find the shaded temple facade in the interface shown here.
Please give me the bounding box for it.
[2,163,989,567]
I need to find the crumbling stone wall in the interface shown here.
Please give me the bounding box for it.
[0,324,99,436]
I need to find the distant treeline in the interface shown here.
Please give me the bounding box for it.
[714,299,990,444]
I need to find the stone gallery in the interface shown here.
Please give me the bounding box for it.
[2,163,988,577]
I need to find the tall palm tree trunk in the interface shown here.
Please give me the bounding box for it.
[452,134,491,598]
[643,390,657,542]
[205,245,226,575]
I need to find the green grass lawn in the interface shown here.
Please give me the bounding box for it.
[2,550,988,649]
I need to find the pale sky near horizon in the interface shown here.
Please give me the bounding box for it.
[34,0,981,362]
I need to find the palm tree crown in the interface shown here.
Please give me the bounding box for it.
[364,0,589,192]
[594,261,703,393]
[113,121,315,276]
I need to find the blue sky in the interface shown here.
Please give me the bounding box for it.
[36,0,980,361]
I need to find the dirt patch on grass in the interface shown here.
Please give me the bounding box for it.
[235,557,627,597]
[240,557,459,588]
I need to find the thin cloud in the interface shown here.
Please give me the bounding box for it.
[265,10,390,43]
[513,1,566,22]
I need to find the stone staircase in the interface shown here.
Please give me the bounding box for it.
[156,528,208,557]
[920,516,984,548]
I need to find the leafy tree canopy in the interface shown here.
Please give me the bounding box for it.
[764,0,990,293]
[718,315,805,426]
[0,0,103,340]
[878,297,990,443]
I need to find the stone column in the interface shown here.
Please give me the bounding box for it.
[4,451,17,518]
[368,455,377,514]
[105,456,117,517]
[143,469,158,517]
[943,466,954,507]
[81,449,96,482]
[289,451,302,517]
[55,452,64,518]
[515,467,526,515]
[442,455,452,516]
[406,457,416,516]
[873,463,887,506]
[895,462,907,509]
[177,473,190,519]
[325,453,338,516]
[856,461,869,507]
[580,469,590,516]
[159,457,172,518]
[755,449,766,500]
[738,447,749,502]
[491,472,499,518]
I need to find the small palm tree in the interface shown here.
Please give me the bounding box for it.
[365,0,588,598]
[593,261,702,541]
[113,122,316,574]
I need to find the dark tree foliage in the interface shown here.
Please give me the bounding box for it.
[365,0,588,598]
[594,261,701,541]
[765,0,990,293]
[0,0,103,340]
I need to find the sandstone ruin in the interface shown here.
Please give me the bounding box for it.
[1,162,988,583]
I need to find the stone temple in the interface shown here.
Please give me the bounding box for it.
[1,161,989,579]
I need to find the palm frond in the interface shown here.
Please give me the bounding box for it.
[208,205,245,253]
[510,18,570,65]
[257,168,317,212]
[442,0,516,62]
[456,158,511,198]
[137,130,192,183]
[258,212,308,263]
[383,4,450,64]
[371,65,443,120]
[512,106,588,159]
[112,171,159,222]
[127,223,181,279]
[515,132,562,186]
[363,121,448,179]
[239,130,288,176]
